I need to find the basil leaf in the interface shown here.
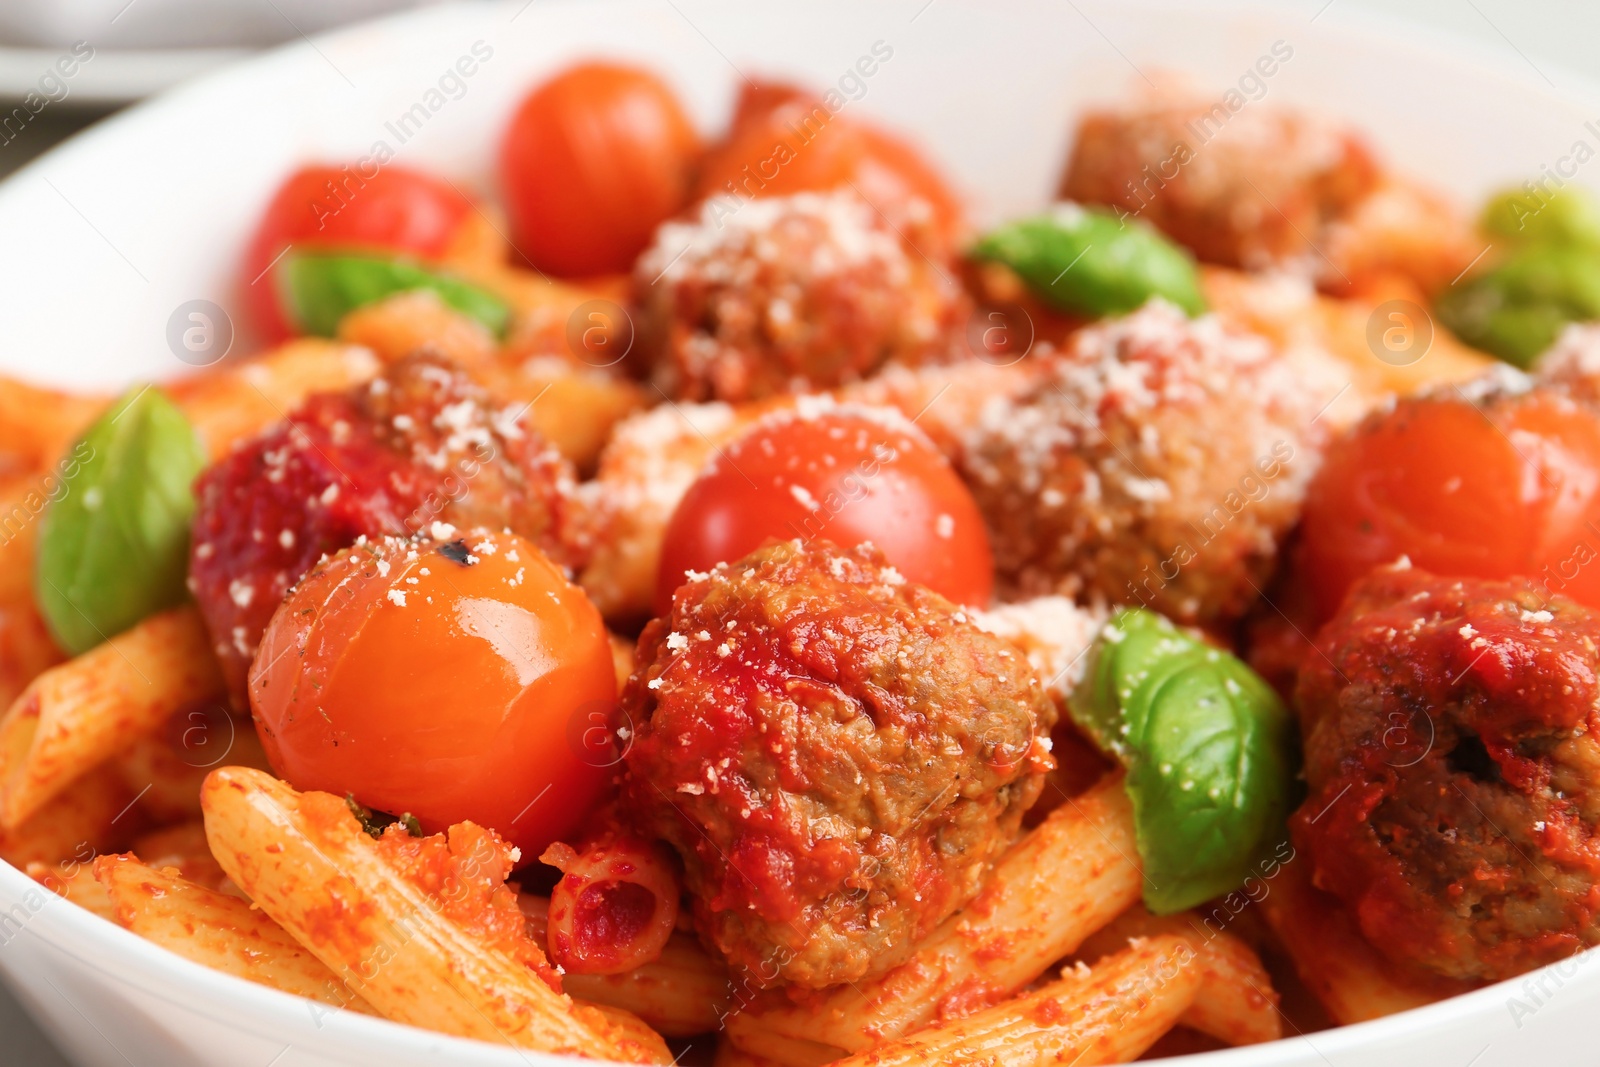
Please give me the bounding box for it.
[1481,186,1600,250]
[1068,607,1293,913]
[279,252,511,339]
[971,203,1206,318]
[1435,243,1600,368]
[35,386,205,655]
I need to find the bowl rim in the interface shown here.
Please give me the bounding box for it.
[5,0,1600,1063]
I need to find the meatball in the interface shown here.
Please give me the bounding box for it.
[189,353,579,697]
[960,301,1323,626]
[1294,564,1600,982]
[1061,91,1379,275]
[633,190,966,402]
[620,539,1054,989]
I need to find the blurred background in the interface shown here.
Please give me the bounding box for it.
[1,0,1597,1062]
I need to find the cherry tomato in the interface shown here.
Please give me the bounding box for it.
[656,410,993,613]
[695,81,963,249]
[1296,387,1600,622]
[499,62,698,277]
[249,530,616,858]
[242,164,472,343]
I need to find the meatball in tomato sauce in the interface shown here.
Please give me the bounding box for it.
[621,538,1054,989]
[1294,564,1600,982]
[1062,90,1378,276]
[961,301,1324,626]
[633,190,966,403]
[189,352,581,697]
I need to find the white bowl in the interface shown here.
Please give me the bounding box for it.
[2,0,1599,1063]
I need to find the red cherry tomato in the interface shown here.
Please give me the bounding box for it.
[695,81,964,249]
[249,530,616,858]
[1296,388,1600,622]
[656,410,994,613]
[242,164,472,342]
[499,62,698,277]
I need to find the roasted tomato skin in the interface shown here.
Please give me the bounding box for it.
[695,80,963,250]
[1295,382,1600,622]
[499,62,698,277]
[242,164,472,342]
[655,408,994,613]
[249,530,615,858]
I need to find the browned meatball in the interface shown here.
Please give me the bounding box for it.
[960,301,1323,626]
[633,190,966,402]
[190,353,580,697]
[1294,564,1600,982]
[620,539,1054,989]
[1062,91,1379,275]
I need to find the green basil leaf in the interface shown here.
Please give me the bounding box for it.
[35,386,205,655]
[1068,607,1293,913]
[971,203,1206,318]
[1435,243,1600,368]
[278,251,511,339]
[1481,186,1600,250]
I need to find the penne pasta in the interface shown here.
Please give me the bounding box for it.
[478,356,647,474]
[0,376,105,473]
[0,599,64,715]
[1073,902,1282,1046]
[575,399,763,624]
[521,894,732,1036]
[1256,850,1474,1025]
[731,773,1142,1061]
[114,708,269,824]
[336,289,497,369]
[824,935,1203,1067]
[170,339,381,460]
[200,765,670,1063]
[129,821,232,893]
[94,854,377,1014]
[713,1037,785,1067]
[0,763,135,869]
[0,605,226,829]
[26,858,116,922]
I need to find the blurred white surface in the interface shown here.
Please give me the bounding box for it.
[0,0,446,49]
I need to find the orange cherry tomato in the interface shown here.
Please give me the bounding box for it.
[249,530,616,858]
[499,62,699,277]
[241,164,472,343]
[695,81,964,249]
[1296,387,1600,622]
[656,410,994,613]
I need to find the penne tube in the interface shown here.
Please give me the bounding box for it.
[94,854,377,1014]
[1256,850,1473,1024]
[0,599,65,715]
[200,765,670,1063]
[26,858,116,922]
[1073,902,1281,1046]
[0,763,135,869]
[113,708,269,824]
[825,935,1202,1067]
[713,1037,785,1067]
[0,377,105,472]
[522,894,732,1037]
[0,605,225,829]
[169,339,381,460]
[129,821,232,893]
[734,773,1142,1059]
[336,290,497,369]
